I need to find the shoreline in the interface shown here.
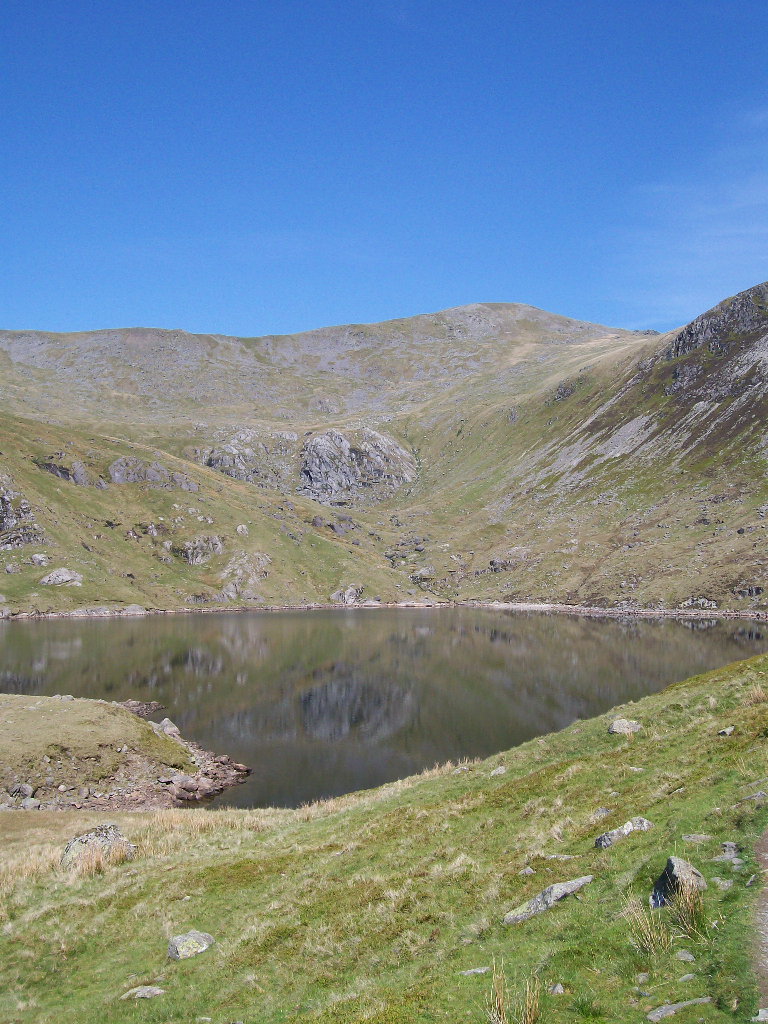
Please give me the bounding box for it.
[1,597,766,623]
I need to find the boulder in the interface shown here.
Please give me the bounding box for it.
[158,718,181,738]
[503,875,593,925]
[109,456,168,485]
[595,816,653,848]
[608,718,642,735]
[167,929,215,960]
[61,823,135,869]
[20,797,41,810]
[650,857,706,908]
[330,585,362,605]
[40,568,83,586]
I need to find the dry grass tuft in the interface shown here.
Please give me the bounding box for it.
[514,974,540,1024]
[485,958,510,1024]
[668,879,708,941]
[622,890,671,957]
[0,845,62,920]
[744,683,768,706]
[72,842,132,878]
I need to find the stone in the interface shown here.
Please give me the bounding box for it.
[646,997,711,1021]
[752,1010,768,1021]
[650,857,706,908]
[236,524,248,535]
[608,718,642,735]
[167,929,215,960]
[490,765,506,777]
[109,456,169,485]
[330,585,362,605]
[18,783,34,798]
[675,950,694,962]
[637,973,650,983]
[503,875,593,925]
[681,834,711,844]
[711,877,733,890]
[40,567,82,586]
[595,816,653,848]
[178,535,224,565]
[61,823,135,869]
[718,726,735,737]
[678,974,695,982]
[30,553,48,566]
[158,718,181,738]
[549,983,565,995]
[21,797,41,810]
[459,967,489,975]
[121,986,165,1000]
[519,866,535,876]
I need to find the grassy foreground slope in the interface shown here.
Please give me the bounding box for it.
[3,653,768,1022]
[2,283,768,614]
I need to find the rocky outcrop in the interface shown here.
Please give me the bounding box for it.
[218,551,271,599]
[176,534,224,566]
[667,281,768,360]
[108,457,197,491]
[36,457,106,488]
[195,428,298,489]
[40,568,82,586]
[0,488,45,549]
[299,427,416,504]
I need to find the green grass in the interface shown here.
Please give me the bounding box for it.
[3,652,768,1022]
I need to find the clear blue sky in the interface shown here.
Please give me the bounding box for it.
[1,1,766,336]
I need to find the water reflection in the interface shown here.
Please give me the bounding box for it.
[0,609,765,807]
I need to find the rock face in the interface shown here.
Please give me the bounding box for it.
[608,718,642,735]
[167,929,215,960]
[299,428,416,504]
[667,281,768,360]
[650,856,707,908]
[503,875,593,925]
[595,816,653,848]
[177,535,224,565]
[61,823,135,869]
[0,488,45,549]
[108,457,197,491]
[195,428,298,489]
[40,568,83,586]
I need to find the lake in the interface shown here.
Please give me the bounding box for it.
[0,608,764,807]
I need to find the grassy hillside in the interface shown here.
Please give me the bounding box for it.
[3,652,768,1022]
[1,283,768,614]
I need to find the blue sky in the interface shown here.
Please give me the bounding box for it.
[1,1,766,336]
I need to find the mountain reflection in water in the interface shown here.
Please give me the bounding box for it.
[0,608,765,807]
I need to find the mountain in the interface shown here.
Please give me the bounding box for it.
[0,284,766,616]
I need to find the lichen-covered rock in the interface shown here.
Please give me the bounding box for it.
[61,823,135,869]
[167,929,215,960]
[503,875,593,924]
[595,816,653,848]
[650,857,706,908]
[40,567,82,586]
[299,428,416,504]
[608,718,642,735]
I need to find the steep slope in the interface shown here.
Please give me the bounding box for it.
[1,284,767,616]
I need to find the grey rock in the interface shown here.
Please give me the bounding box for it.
[595,816,653,848]
[519,866,535,876]
[20,797,41,810]
[40,567,83,586]
[298,427,416,505]
[0,492,45,548]
[667,281,768,359]
[718,725,735,737]
[549,983,564,995]
[503,875,593,925]
[167,929,215,960]
[61,823,135,869]
[678,974,695,982]
[158,718,182,738]
[636,973,650,983]
[608,718,642,735]
[170,471,197,492]
[236,524,248,535]
[650,857,706,908]
[711,876,733,890]
[752,1010,768,1021]
[121,986,165,1000]
[646,997,711,1021]
[459,967,489,976]
[177,535,223,565]
[681,833,711,844]
[490,765,506,777]
[18,783,34,798]
[675,950,694,962]
[330,585,362,605]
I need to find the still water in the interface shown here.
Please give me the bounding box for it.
[0,609,765,807]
